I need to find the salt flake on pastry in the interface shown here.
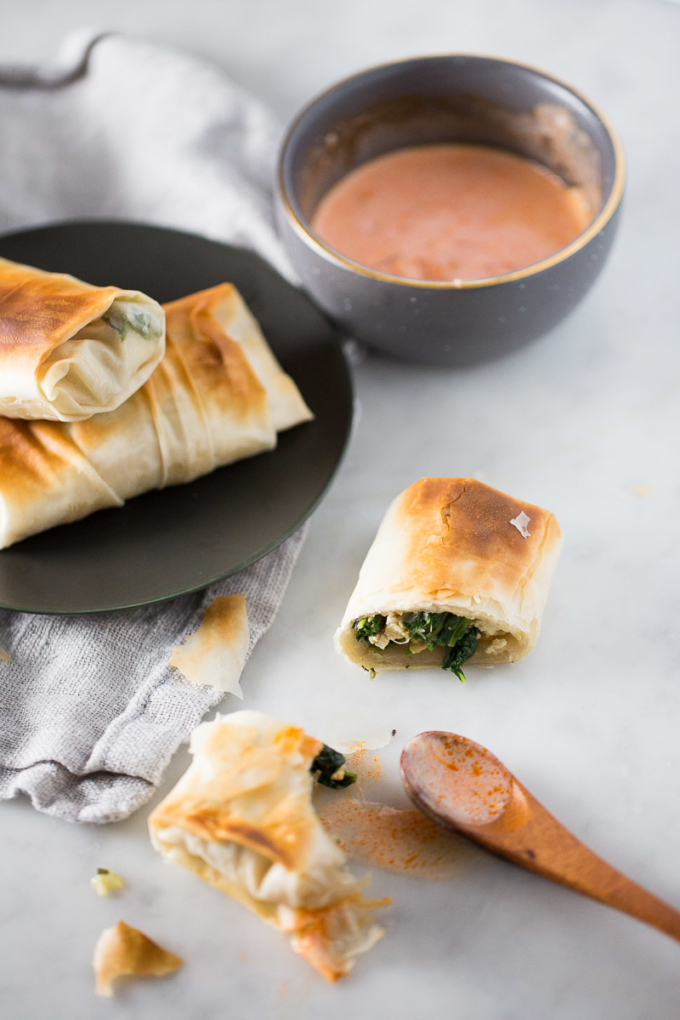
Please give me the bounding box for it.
[93,920,183,997]
[509,511,531,538]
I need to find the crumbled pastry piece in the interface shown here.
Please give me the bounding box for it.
[630,484,657,499]
[0,644,10,662]
[90,868,124,897]
[321,711,394,753]
[93,920,183,997]
[169,594,249,696]
[149,712,386,982]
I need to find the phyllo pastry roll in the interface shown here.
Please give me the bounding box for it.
[335,478,563,677]
[0,284,312,550]
[0,256,165,421]
[149,711,385,982]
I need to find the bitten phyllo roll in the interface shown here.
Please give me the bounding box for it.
[149,711,385,982]
[335,478,562,679]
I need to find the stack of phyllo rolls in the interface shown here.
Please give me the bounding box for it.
[0,258,312,549]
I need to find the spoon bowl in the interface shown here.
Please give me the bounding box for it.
[401,731,680,944]
[400,729,523,829]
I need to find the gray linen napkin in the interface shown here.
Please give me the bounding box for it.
[0,32,307,823]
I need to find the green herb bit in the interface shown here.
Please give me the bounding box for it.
[403,611,465,649]
[311,744,357,789]
[353,615,385,642]
[442,626,479,682]
[403,611,478,680]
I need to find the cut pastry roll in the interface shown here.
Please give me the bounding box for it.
[335,478,563,677]
[148,711,385,982]
[0,284,312,549]
[0,256,165,421]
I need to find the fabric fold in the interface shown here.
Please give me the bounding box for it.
[0,32,310,823]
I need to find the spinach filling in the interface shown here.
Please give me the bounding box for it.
[353,615,385,641]
[353,611,479,682]
[311,744,357,789]
[103,306,160,341]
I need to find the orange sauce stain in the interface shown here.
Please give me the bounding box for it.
[344,746,382,784]
[319,796,484,881]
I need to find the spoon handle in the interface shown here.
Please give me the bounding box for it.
[468,783,680,943]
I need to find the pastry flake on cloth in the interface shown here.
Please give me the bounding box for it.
[93,920,183,997]
[0,283,312,550]
[335,477,563,673]
[170,593,249,696]
[0,644,10,662]
[148,711,387,982]
[0,256,165,422]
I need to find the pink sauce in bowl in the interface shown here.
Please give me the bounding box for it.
[311,143,591,282]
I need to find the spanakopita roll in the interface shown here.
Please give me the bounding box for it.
[335,478,563,677]
[0,283,312,549]
[149,711,385,982]
[0,257,165,421]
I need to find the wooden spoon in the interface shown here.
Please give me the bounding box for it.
[400,730,680,943]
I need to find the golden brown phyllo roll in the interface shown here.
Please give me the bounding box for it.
[149,711,385,982]
[335,478,563,677]
[0,283,312,549]
[0,256,165,421]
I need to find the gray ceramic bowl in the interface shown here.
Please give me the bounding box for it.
[277,54,625,365]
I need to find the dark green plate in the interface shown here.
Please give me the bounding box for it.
[0,222,353,614]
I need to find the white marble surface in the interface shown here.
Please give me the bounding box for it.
[2,0,680,1017]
